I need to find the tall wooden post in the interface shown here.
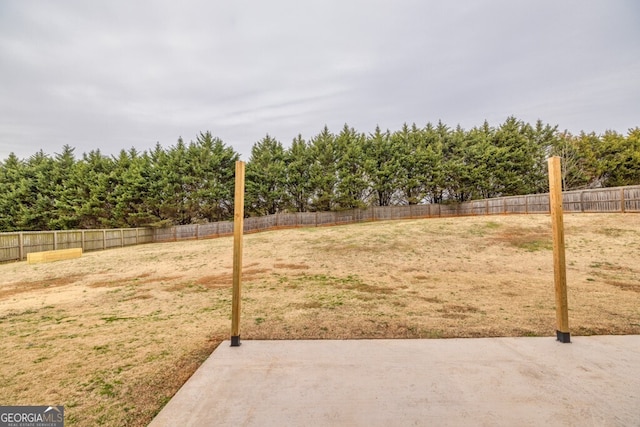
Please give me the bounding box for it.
[231,161,245,347]
[548,157,570,343]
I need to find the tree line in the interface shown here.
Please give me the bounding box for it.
[1,117,638,232]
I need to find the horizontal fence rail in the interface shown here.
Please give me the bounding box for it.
[1,185,638,263]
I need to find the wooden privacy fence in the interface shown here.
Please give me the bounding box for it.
[1,185,639,263]
[0,228,154,263]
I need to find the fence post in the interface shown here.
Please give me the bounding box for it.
[18,232,24,261]
[548,156,570,343]
[621,187,625,213]
[53,231,58,250]
[102,230,106,250]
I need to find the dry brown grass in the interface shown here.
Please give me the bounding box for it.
[1,213,639,426]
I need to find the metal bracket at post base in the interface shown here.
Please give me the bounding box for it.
[556,330,571,343]
[231,336,241,347]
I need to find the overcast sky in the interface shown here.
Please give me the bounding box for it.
[1,1,639,161]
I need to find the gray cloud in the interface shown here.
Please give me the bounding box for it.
[1,0,638,160]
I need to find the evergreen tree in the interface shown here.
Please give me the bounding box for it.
[113,149,157,227]
[105,149,136,227]
[74,150,115,228]
[488,117,550,197]
[190,131,239,222]
[16,151,56,230]
[364,126,401,206]
[308,126,338,211]
[0,153,24,231]
[600,129,640,187]
[420,123,446,203]
[333,124,369,209]
[443,125,476,202]
[154,139,191,225]
[141,143,168,226]
[246,134,287,216]
[49,145,80,229]
[284,135,314,212]
[463,122,498,200]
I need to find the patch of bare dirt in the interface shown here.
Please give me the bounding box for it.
[273,263,310,270]
[0,273,86,299]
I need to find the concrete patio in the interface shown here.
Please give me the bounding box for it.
[149,336,640,426]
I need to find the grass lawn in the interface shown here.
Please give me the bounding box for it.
[1,213,638,426]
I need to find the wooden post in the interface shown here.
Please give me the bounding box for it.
[231,161,246,347]
[18,232,24,261]
[548,156,570,343]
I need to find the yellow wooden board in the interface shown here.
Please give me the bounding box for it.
[27,248,83,264]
